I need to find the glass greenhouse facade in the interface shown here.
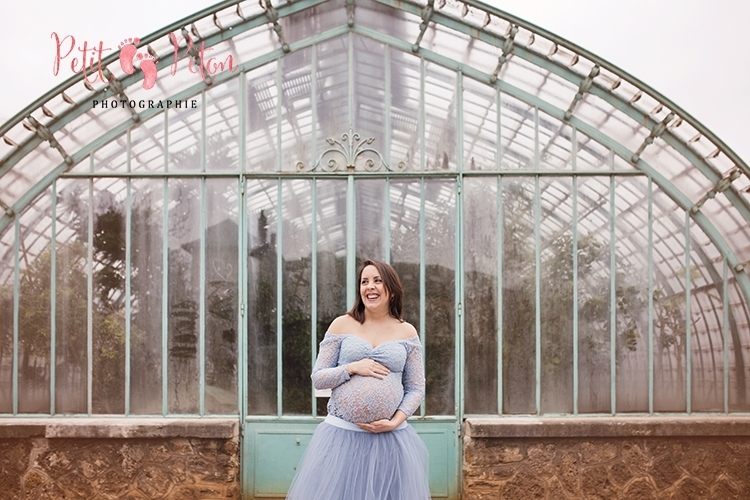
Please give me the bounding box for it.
[1,0,749,497]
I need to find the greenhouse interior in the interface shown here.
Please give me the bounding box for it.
[0,0,749,498]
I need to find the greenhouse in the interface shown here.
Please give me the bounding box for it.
[1,0,749,498]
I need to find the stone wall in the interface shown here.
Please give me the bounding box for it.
[0,419,240,500]
[464,417,750,500]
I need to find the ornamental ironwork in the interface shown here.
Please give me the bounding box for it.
[296,127,406,172]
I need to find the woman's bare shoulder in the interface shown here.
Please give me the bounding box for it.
[396,320,418,339]
[327,314,359,335]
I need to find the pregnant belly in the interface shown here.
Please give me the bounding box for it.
[331,373,404,423]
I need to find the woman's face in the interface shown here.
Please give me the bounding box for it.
[360,265,390,313]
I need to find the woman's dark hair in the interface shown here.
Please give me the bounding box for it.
[347,259,404,324]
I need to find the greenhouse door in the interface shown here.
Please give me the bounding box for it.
[240,174,461,499]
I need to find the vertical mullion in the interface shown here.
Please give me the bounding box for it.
[497,176,503,414]
[534,109,541,415]
[277,179,283,416]
[455,176,463,420]
[456,71,464,419]
[199,178,207,415]
[238,70,247,419]
[87,179,94,415]
[685,212,691,413]
[348,31,354,128]
[12,218,20,414]
[648,177,654,414]
[723,259,729,413]
[457,72,463,174]
[238,176,247,420]
[385,46,391,168]
[609,174,616,415]
[312,45,318,160]
[162,179,169,415]
[571,128,577,171]
[311,178,318,416]
[310,46,319,417]
[276,62,283,173]
[162,111,169,415]
[125,179,132,415]
[534,175,541,415]
[420,58,425,172]
[199,93,207,414]
[385,178,391,263]
[496,90,502,171]
[346,176,356,308]
[419,178,426,417]
[496,91,503,414]
[572,177,579,415]
[50,182,57,415]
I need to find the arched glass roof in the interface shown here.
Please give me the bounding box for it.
[0,0,748,415]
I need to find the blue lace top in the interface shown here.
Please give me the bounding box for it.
[311,333,426,423]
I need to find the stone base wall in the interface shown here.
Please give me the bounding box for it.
[0,419,240,500]
[464,417,750,500]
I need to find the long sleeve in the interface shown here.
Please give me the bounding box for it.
[396,336,426,417]
[311,333,351,390]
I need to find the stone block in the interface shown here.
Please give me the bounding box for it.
[622,477,658,500]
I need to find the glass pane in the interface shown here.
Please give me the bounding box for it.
[130,179,163,415]
[540,177,573,414]
[0,225,12,412]
[356,179,386,262]
[205,179,239,414]
[353,36,386,144]
[247,179,278,415]
[577,177,611,413]
[206,78,240,172]
[281,179,312,415]
[315,39,350,157]
[615,177,649,413]
[538,112,573,171]
[424,62,456,171]
[168,178,201,414]
[315,179,347,415]
[652,190,687,412]
[500,93,534,171]
[18,189,53,413]
[92,178,127,414]
[502,178,535,414]
[390,180,421,331]
[424,179,455,415]
[168,99,203,172]
[728,281,750,412]
[131,115,167,173]
[280,48,314,173]
[463,78,498,171]
[245,62,279,173]
[389,50,420,171]
[55,179,89,414]
[463,177,498,414]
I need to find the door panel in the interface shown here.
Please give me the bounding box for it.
[242,419,459,499]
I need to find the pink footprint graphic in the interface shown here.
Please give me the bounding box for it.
[118,37,140,74]
[136,53,158,90]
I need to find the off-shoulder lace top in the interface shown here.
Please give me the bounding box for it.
[311,333,426,423]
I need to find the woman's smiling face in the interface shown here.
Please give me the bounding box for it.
[360,264,390,312]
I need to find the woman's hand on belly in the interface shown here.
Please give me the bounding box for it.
[347,358,390,379]
[356,419,397,433]
[356,410,408,433]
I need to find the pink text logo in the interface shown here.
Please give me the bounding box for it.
[52,32,237,90]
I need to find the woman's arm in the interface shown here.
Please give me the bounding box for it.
[310,334,351,390]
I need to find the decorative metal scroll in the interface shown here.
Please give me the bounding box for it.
[296,128,407,172]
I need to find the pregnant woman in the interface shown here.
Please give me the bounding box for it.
[286,259,430,500]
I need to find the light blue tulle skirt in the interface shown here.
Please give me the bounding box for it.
[286,415,431,500]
